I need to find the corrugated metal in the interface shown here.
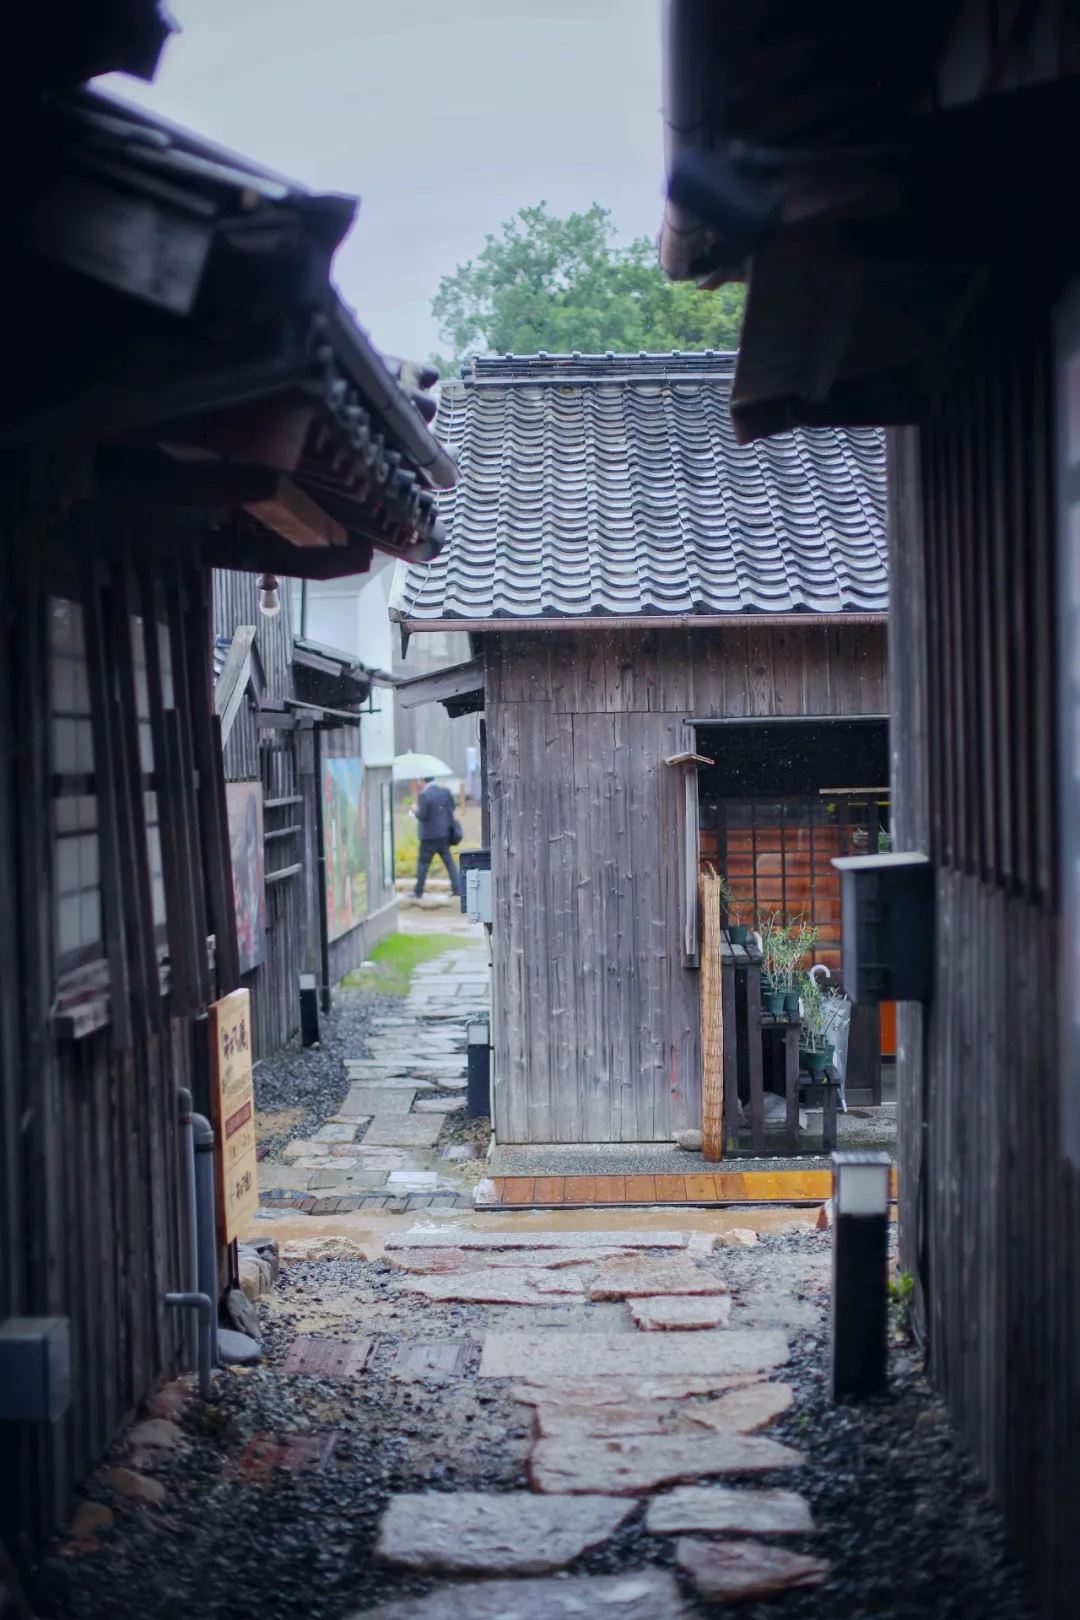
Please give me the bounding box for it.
[891,315,1080,1619]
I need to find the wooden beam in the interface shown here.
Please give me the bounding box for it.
[242,476,347,549]
[213,625,256,745]
[396,658,485,710]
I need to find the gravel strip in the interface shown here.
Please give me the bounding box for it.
[41,1233,1035,1620]
[253,987,399,1159]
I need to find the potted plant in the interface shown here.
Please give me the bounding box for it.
[759,914,790,1015]
[798,972,830,1075]
[721,878,752,945]
[782,921,819,1015]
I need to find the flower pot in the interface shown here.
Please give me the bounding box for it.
[784,991,801,1016]
[728,924,749,946]
[766,990,787,1016]
[800,1047,829,1076]
[823,1042,836,1066]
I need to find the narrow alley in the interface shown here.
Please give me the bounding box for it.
[43,945,1032,1620]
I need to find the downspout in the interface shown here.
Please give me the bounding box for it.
[313,726,332,1013]
[164,1088,213,1397]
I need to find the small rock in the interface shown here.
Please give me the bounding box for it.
[223,1287,262,1344]
[101,1468,166,1506]
[127,1417,184,1453]
[144,1379,189,1420]
[627,1295,732,1331]
[674,1129,703,1151]
[676,1536,828,1601]
[647,1484,813,1535]
[218,1327,261,1366]
[375,1491,633,1574]
[72,1502,114,1542]
[719,1227,759,1248]
[688,1383,795,1434]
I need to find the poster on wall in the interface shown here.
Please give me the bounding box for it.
[323,755,367,940]
[225,780,265,974]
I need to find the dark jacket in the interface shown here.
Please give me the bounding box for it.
[416,782,456,843]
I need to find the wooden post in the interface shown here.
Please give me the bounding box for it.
[700,868,724,1161]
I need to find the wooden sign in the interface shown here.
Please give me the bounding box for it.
[208,989,259,1244]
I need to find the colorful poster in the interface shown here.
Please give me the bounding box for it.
[208,988,259,1244]
[226,781,265,974]
[323,756,367,940]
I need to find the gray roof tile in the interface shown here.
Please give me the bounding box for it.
[389,353,887,624]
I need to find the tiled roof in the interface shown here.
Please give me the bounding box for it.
[388,352,887,625]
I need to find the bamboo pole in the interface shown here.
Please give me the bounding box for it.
[700,866,724,1161]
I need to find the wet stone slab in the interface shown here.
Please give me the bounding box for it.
[339,1087,416,1116]
[532,1402,693,1439]
[311,1122,359,1143]
[389,1247,629,1275]
[386,1228,688,1253]
[363,1115,444,1148]
[528,1430,804,1495]
[589,1257,728,1301]
[348,1569,686,1620]
[509,1373,756,1406]
[675,1536,828,1602]
[402,1268,587,1306]
[627,1294,733,1330]
[687,1382,795,1434]
[375,1491,633,1574]
[414,1097,466,1114]
[479,1329,788,1381]
[647,1484,815,1536]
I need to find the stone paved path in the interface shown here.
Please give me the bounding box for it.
[259,944,490,1217]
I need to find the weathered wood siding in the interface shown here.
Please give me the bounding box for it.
[485,622,886,1143]
[890,313,1080,1618]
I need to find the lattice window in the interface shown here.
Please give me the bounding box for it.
[48,598,102,972]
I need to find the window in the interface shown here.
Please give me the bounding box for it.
[48,598,102,972]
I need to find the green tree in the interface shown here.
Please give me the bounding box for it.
[431,202,744,373]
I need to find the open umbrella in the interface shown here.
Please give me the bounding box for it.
[392,750,454,782]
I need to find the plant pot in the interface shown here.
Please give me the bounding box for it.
[784,991,801,1016]
[800,1047,829,1076]
[728,924,749,946]
[765,990,787,1016]
[823,1042,836,1066]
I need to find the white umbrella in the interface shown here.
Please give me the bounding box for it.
[392,751,454,782]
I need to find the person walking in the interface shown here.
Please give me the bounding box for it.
[412,775,460,899]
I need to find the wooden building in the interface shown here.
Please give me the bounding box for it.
[390,352,888,1144]
[213,569,398,1059]
[0,12,453,1565]
[658,3,1080,1615]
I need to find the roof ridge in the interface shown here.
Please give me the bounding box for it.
[462,350,739,385]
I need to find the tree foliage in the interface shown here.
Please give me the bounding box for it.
[431,202,744,373]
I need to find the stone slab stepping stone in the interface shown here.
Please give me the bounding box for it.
[510,1373,755,1405]
[311,1122,359,1143]
[675,1536,828,1601]
[364,1115,443,1148]
[390,1247,628,1274]
[375,1491,632,1574]
[258,1165,317,1191]
[386,1228,687,1252]
[528,1431,803,1495]
[432,1076,467,1090]
[688,1382,795,1434]
[415,1097,465,1114]
[589,1257,727,1301]
[403,1268,587,1306]
[348,1569,685,1620]
[628,1294,733,1331]
[533,1402,691,1438]
[647,1484,814,1535]
[479,1329,787,1382]
[340,1087,416,1116]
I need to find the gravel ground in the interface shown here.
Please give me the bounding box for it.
[253,987,399,1159]
[41,1229,1035,1620]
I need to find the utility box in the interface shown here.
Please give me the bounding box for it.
[467,1014,491,1119]
[0,1317,71,1422]
[459,848,491,916]
[832,852,934,1005]
[466,867,492,925]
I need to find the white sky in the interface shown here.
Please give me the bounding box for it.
[100,0,666,366]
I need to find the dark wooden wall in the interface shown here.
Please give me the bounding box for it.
[0,513,228,1557]
[890,314,1080,1619]
[484,622,887,1143]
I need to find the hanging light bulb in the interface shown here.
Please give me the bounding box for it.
[257,574,281,618]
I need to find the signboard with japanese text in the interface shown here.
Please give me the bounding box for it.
[208,988,259,1243]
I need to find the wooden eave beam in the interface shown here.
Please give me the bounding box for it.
[396,658,485,710]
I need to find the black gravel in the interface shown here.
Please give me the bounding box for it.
[41,1234,1038,1620]
[253,987,399,1158]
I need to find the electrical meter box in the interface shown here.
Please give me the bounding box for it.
[0,1316,71,1422]
[832,852,934,1005]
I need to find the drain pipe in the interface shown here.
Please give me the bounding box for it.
[192,1109,220,1368]
[165,1089,214,1397]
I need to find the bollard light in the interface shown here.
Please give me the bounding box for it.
[830,1150,892,1401]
